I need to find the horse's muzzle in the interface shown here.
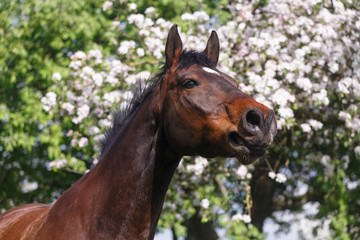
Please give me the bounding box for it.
[241,108,277,147]
[228,108,277,163]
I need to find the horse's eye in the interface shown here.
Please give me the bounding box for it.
[183,79,198,89]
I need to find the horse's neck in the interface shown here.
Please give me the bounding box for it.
[46,92,181,239]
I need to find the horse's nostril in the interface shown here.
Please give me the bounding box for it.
[246,110,262,127]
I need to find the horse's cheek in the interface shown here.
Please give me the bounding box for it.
[163,107,201,154]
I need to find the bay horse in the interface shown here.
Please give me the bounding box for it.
[0,25,277,240]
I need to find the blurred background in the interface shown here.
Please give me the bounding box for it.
[1,0,359,239]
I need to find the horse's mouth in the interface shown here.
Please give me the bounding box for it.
[228,132,266,164]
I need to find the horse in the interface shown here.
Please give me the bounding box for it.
[0,24,277,240]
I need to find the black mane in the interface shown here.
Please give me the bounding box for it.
[99,50,216,156]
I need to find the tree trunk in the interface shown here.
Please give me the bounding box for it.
[184,208,218,240]
[171,227,178,240]
[250,165,276,231]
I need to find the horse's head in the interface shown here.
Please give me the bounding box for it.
[159,25,277,165]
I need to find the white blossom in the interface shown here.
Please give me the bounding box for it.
[193,11,209,22]
[320,155,331,166]
[200,199,210,209]
[82,66,95,76]
[318,8,333,23]
[111,21,121,27]
[94,134,105,143]
[103,91,121,105]
[144,7,155,15]
[21,179,38,193]
[232,213,251,223]
[49,159,67,169]
[312,89,329,106]
[88,49,103,59]
[328,61,339,73]
[355,146,360,155]
[278,107,294,119]
[99,119,112,128]
[269,171,287,183]
[275,173,287,183]
[66,130,73,137]
[70,138,77,147]
[71,51,86,60]
[92,158,99,165]
[242,214,251,223]
[181,13,195,21]
[93,73,103,86]
[308,119,323,131]
[186,157,209,175]
[271,89,295,107]
[143,18,154,28]
[348,118,360,133]
[268,171,276,179]
[235,165,248,179]
[117,40,136,55]
[105,75,119,86]
[61,102,75,114]
[339,111,351,120]
[125,75,137,85]
[296,77,313,92]
[128,3,137,10]
[88,126,100,135]
[41,92,57,111]
[52,72,62,81]
[128,14,144,27]
[136,48,145,57]
[69,60,82,70]
[301,123,311,133]
[72,105,90,124]
[78,137,89,148]
[102,1,113,11]
[338,77,360,96]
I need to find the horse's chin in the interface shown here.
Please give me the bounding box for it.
[227,132,267,165]
[234,151,261,165]
[228,142,265,165]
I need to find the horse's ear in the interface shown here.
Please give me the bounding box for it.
[165,24,182,71]
[203,30,220,65]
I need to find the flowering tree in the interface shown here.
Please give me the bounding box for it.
[2,0,360,239]
[0,0,118,211]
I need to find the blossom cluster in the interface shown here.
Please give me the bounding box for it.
[232,213,251,223]
[186,157,209,175]
[268,171,287,183]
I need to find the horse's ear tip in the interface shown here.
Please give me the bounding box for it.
[210,30,218,38]
[170,24,178,30]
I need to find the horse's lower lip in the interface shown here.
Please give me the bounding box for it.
[228,132,266,157]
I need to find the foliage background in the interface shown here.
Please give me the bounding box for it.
[1,0,360,239]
